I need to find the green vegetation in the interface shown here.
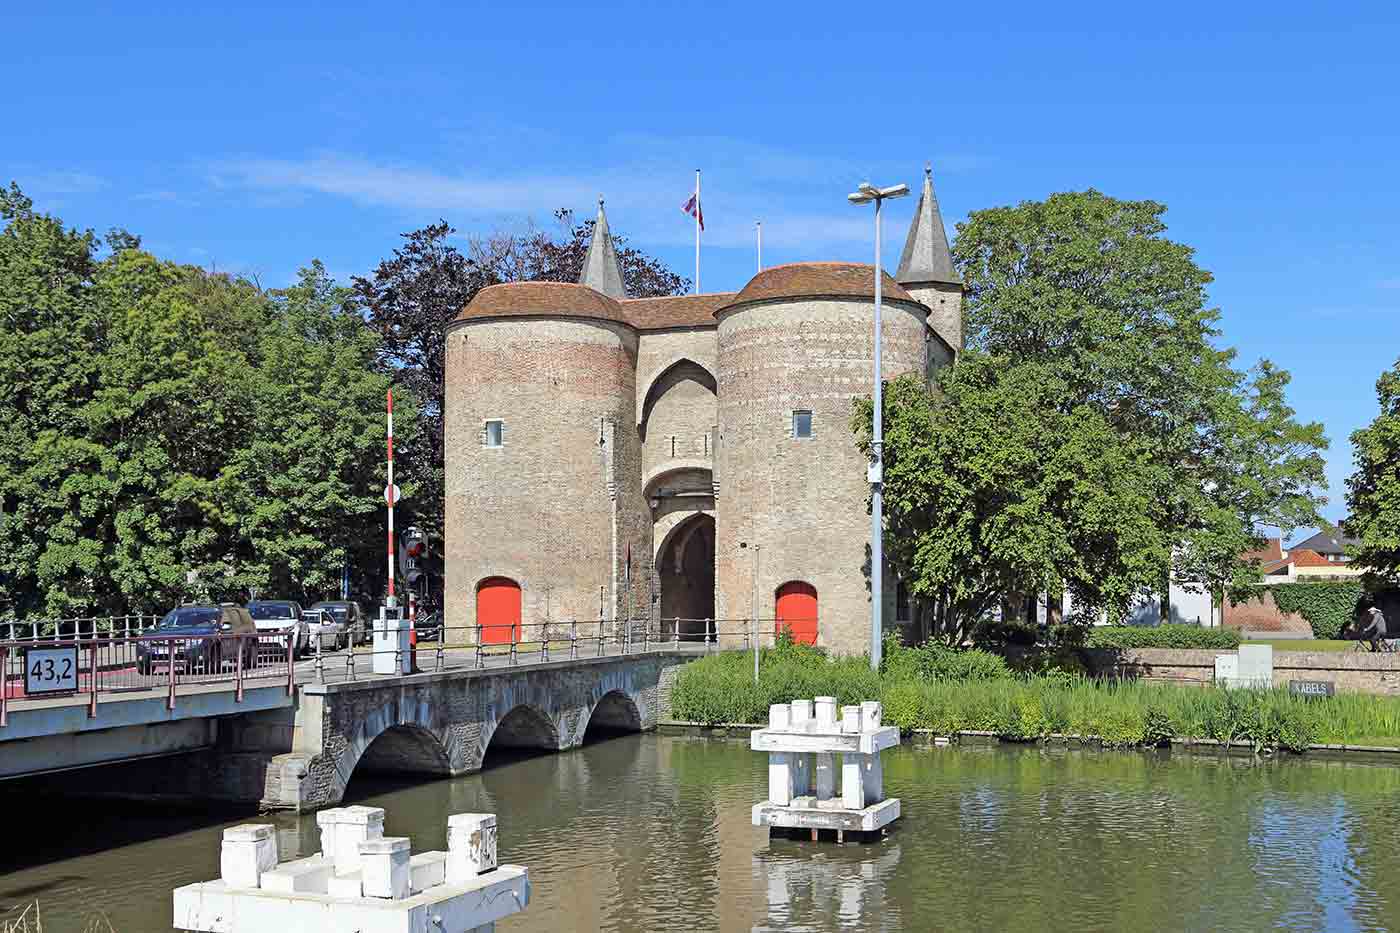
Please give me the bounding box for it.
[1255,581,1366,640]
[1347,357,1400,586]
[853,190,1327,645]
[669,639,1400,753]
[1242,639,1354,653]
[1084,624,1241,650]
[0,185,412,618]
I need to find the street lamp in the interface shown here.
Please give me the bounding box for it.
[848,180,909,671]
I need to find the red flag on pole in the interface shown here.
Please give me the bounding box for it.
[681,193,704,231]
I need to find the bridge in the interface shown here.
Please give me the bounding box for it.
[0,621,745,809]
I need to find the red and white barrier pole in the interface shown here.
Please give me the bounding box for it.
[387,388,396,610]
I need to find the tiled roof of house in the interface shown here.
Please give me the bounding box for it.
[1291,530,1358,557]
[726,262,915,309]
[1288,548,1334,569]
[1242,538,1284,564]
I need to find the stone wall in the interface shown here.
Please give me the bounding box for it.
[1079,647,1400,695]
[714,296,928,656]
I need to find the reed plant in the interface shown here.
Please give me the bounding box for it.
[669,641,1400,754]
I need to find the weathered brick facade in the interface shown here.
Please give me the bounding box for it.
[444,182,962,656]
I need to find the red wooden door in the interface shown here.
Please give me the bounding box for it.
[775,581,818,645]
[477,578,521,644]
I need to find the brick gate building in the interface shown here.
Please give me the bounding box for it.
[444,166,962,656]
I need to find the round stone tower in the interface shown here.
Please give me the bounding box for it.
[713,263,929,656]
[443,279,650,641]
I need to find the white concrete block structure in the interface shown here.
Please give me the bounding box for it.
[174,808,530,933]
[751,698,901,837]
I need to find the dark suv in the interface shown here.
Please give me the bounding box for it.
[138,604,257,675]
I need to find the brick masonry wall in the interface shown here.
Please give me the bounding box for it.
[714,297,928,656]
[443,317,650,633]
[1221,591,1314,636]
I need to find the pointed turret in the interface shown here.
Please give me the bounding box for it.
[896,163,959,286]
[578,196,627,299]
[896,163,964,353]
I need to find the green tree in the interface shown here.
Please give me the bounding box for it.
[856,362,1168,643]
[858,190,1327,640]
[0,184,416,620]
[955,190,1326,607]
[1346,358,1400,584]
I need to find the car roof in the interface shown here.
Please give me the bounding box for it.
[248,600,298,606]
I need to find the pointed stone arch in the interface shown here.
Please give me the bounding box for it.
[637,357,717,435]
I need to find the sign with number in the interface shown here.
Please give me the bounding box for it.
[1289,679,1335,698]
[24,646,79,695]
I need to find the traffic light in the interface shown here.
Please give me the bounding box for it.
[401,527,426,584]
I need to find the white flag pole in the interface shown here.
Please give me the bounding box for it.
[694,169,701,294]
[756,221,763,273]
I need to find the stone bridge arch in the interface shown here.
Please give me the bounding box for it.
[289,654,690,810]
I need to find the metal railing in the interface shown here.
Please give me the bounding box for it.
[1,616,818,725]
[1,631,296,726]
[3,615,160,642]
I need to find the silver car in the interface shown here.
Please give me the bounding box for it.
[246,600,309,656]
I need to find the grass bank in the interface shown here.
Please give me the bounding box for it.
[669,642,1400,754]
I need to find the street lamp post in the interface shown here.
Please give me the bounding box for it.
[848,181,909,671]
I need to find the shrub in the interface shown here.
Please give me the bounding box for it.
[971,617,1040,647]
[1085,624,1241,650]
[883,635,1012,683]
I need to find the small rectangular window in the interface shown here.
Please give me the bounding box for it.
[793,410,813,438]
[484,419,504,448]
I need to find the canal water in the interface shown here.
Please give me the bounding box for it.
[4,735,1400,931]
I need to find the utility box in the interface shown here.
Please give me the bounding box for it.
[373,608,412,675]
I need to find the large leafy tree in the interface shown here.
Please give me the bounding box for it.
[856,362,1168,643]
[0,185,414,620]
[1346,358,1400,584]
[860,190,1327,639]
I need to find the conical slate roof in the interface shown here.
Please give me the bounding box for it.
[896,164,960,286]
[578,197,627,299]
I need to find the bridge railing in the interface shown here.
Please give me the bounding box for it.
[3,615,161,642]
[329,616,819,680]
[1,631,296,726]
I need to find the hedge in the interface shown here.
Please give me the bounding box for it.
[1084,624,1241,650]
[1260,582,1366,640]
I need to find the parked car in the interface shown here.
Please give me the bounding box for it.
[309,600,370,646]
[302,606,347,652]
[246,600,309,656]
[138,604,257,675]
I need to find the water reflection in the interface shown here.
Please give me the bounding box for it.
[5,737,1400,931]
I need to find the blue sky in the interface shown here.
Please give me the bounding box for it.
[6,1,1398,534]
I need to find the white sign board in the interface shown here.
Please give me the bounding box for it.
[384,484,401,506]
[24,645,79,694]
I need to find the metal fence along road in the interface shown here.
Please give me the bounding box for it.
[0,616,818,727]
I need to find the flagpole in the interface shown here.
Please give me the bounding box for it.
[756,221,763,273]
[694,169,701,294]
